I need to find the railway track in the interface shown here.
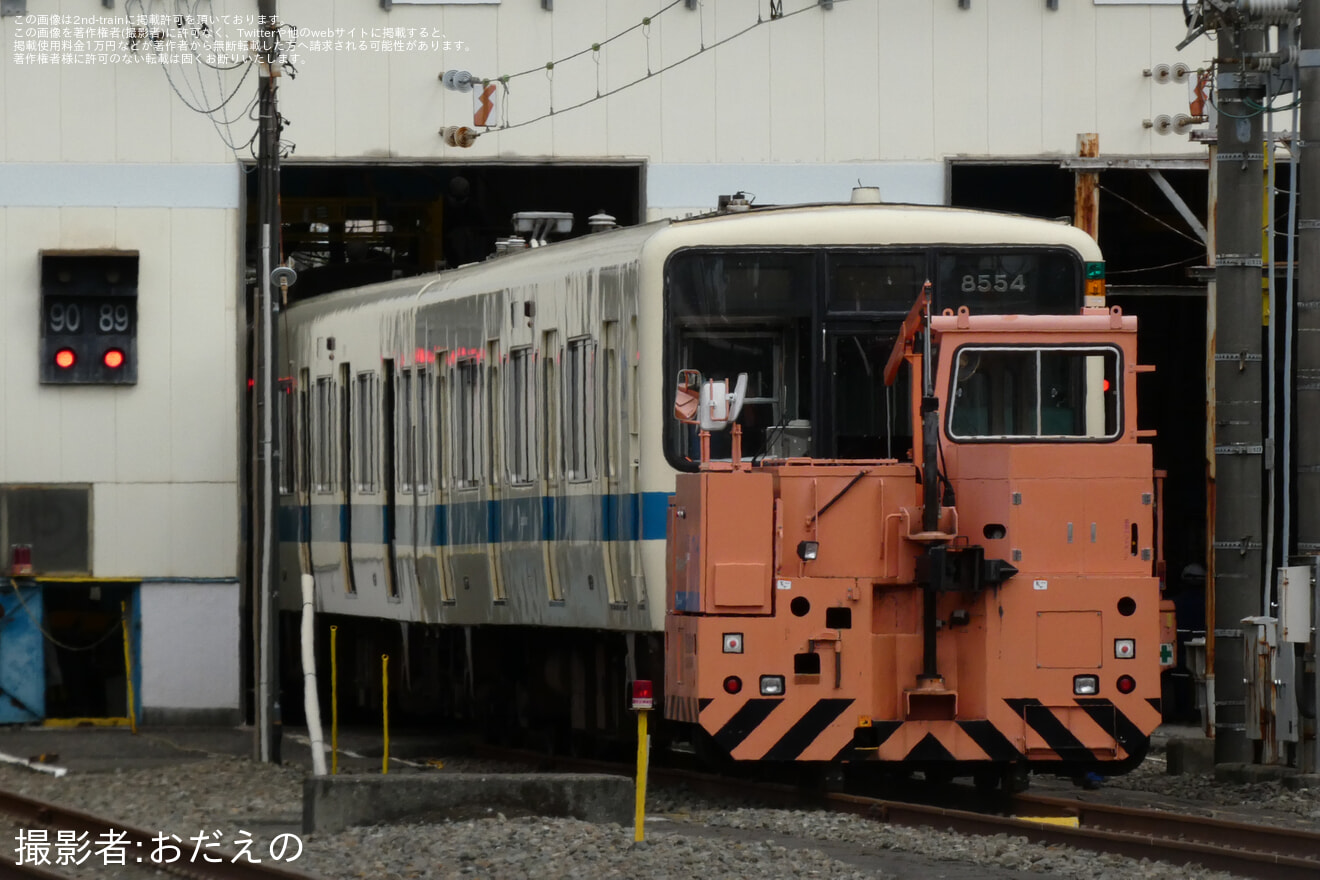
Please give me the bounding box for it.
[0,789,320,880]
[477,745,1320,879]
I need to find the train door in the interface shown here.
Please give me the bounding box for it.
[339,364,357,595]
[413,363,444,620]
[541,331,563,603]
[393,364,420,605]
[297,370,312,575]
[383,359,400,600]
[601,320,626,605]
[818,322,910,460]
[486,340,506,604]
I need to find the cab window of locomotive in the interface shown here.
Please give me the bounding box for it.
[948,347,1120,441]
[455,359,481,489]
[354,372,380,494]
[664,251,812,466]
[508,347,536,486]
[935,251,1080,315]
[314,376,335,494]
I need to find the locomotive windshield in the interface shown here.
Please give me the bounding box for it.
[946,346,1121,441]
[663,247,1082,469]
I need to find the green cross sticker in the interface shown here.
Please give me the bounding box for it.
[1160,643,1174,665]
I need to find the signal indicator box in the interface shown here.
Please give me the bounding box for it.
[39,250,139,385]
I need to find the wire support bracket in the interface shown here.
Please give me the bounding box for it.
[1212,539,1264,551]
[1214,253,1265,266]
[1214,444,1265,455]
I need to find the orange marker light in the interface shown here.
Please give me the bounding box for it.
[55,348,76,369]
[103,349,125,369]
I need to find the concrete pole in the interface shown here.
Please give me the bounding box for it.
[1211,24,1267,765]
[254,0,283,764]
[1296,0,1320,773]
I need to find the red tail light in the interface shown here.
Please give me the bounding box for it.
[103,349,125,369]
[54,348,76,369]
[1116,675,1136,694]
[723,676,742,695]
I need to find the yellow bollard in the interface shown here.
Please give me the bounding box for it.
[634,708,649,842]
[120,601,136,734]
[381,654,390,775]
[330,626,339,776]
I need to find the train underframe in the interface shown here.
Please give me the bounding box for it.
[278,613,665,755]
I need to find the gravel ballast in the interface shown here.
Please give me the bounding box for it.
[0,735,1288,879]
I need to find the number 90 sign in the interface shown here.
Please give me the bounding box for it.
[47,301,132,335]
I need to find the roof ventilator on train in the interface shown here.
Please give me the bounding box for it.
[512,211,574,248]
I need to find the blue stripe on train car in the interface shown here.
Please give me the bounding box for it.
[280,491,674,547]
[640,491,670,541]
[541,495,555,541]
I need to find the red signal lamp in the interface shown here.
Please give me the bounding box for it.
[630,679,654,711]
[103,349,125,369]
[54,348,76,369]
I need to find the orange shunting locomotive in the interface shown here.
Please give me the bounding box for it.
[664,290,1175,784]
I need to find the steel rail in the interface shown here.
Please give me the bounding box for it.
[824,792,1320,880]
[1009,791,1320,867]
[0,789,321,880]
[473,746,1320,879]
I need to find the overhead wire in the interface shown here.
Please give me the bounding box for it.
[1098,183,1206,247]
[483,0,855,133]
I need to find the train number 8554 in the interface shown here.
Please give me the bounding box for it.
[960,273,1027,294]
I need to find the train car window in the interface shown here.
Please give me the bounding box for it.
[827,253,925,314]
[355,371,380,493]
[934,250,1081,315]
[314,376,335,494]
[541,332,560,485]
[947,346,1121,442]
[416,367,432,493]
[566,337,597,482]
[508,348,536,485]
[398,370,414,493]
[455,359,482,489]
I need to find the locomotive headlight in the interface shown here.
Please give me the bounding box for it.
[723,633,744,654]
[759,675,785,696]
[1073,675,1099,695]
[1114,638,1136,659]
[797,541,819,561]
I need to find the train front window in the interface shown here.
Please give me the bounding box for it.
[947,346,1121,442]
[665,251,813,466]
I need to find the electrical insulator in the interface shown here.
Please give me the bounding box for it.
[440,125,479,148]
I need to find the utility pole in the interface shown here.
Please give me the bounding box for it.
[254,0,283,764]
[1210,21,1267,765]
[1296,0,1320,774]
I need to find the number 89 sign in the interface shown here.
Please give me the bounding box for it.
[47,301,133,335]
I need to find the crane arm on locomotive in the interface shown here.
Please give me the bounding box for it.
[663,299,1169,779]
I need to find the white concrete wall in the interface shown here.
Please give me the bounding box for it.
[267,0,1205,165]
[0,182,241,578]
[138,582,241,715]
